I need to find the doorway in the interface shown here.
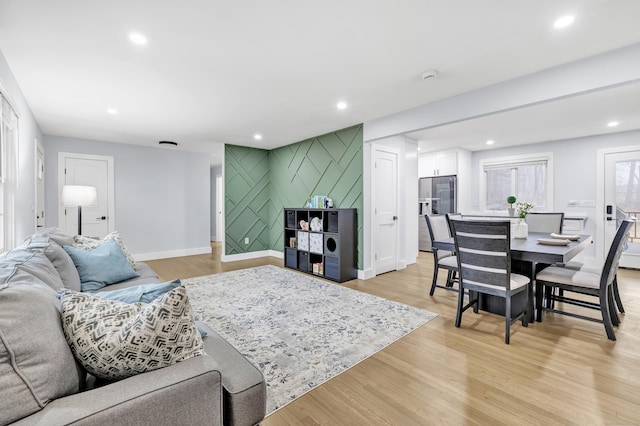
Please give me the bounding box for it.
[57,152,114,237]
[35,141,45,230]
[215,174,223,242]
[602,148,640,268]
[372,146,398,275]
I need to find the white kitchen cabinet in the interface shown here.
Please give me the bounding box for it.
[419,150,458,177]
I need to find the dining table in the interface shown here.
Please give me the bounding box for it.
[432,231,593,322]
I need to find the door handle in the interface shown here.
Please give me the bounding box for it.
[393,216,398,221]
[96,216,106,220]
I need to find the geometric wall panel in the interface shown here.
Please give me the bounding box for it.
[225,145,271,255]
[225,124,363,269]
[268,124,363,268]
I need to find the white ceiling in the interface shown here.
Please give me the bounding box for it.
[408,81,640,153]
[1,1,640,165]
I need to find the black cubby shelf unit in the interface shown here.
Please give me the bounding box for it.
[283,208,357,283]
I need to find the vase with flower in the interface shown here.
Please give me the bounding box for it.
[513,201,534,238]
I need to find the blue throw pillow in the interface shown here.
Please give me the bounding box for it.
[95,280,181,304]
[63,239,139,292]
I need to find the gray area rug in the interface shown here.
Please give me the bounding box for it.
[182,265,437,413]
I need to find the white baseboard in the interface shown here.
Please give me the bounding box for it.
[358,268,375,280]
[133,246,212,262]
[221,249,284,263]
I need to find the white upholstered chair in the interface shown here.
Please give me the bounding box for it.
[525,212,564,234]
[424,215,458,296]
[535,219,634,341]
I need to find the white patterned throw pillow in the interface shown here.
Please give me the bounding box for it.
[59,286,204,380]
[74,230,138,270]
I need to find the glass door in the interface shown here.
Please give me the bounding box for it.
[604,151,640,268]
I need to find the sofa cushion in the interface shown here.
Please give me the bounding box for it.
[0,280,83,425]
[74,230,138,270]
[97,262,161,290]
[59,286,204,380]
[43,242,82,291]
[0,248,65,291]
[94,279,181,303]
[18,233,82,291]
[63,239,139,292]
[31,227,75,247]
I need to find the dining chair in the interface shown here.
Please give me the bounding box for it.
[445,213,462,236]
[449,219,530,344]
[525,212,565,233]
[563,208,630,314]
[562,261,624,315]
[535,219,634,341]
[424,215,458,296]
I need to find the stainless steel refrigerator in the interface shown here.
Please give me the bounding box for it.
[418,175,457,251]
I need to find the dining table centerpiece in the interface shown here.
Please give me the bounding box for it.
[513,201,534,238]
[507,195,517,216]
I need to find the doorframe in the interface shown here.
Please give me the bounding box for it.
[57,152,115,234]
[35,139,45,231]
[215,173,223,242]
[370,143,400,276]
[596,144,640,261]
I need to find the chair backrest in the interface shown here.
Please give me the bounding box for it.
[525,212,564,233]
[601,219,634,288]
[450,220,512,292]
[424,215,451,244]
[445,213,462,236]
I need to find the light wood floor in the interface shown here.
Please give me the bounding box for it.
[146,244,640,425]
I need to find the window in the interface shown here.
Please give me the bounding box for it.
[0,92,18,251]
[481,153,553,212]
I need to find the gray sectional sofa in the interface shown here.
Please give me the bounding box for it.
[0,229,266,426]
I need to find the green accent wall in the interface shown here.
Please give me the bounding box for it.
[225,124,364,269]
[224,145,271,254]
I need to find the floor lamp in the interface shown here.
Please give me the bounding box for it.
[61,185,97,236]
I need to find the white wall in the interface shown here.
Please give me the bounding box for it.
[0,49,44,245]
[44,135,211,259]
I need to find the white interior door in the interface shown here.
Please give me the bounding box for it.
[216,174,223,242]
[35,141,45,230]
[58,153,114,237]
[604,150,640,268]
[373,148,398,274]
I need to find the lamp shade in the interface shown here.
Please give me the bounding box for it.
[61,185,98,207]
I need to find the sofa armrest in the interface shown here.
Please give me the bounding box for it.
[12,355,223,426]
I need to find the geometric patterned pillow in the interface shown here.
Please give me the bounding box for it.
[59,286,204,380]
[74,230,138,270]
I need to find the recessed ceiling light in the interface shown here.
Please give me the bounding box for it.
[608,121,620,127]
[337,101,347,110]
[107,108,118,115]
[486,140,494,145]
[254,134,262,140]
[554,15,575,29]
[129,32,147,45]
